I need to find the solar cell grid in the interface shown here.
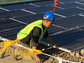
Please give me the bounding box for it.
[14,13,63,24]
[0,9,8,13]
[54,15,84,29]
[75,0,84,3]
[47,25,66,34]
[24,6,61,14]
[32,1,54,7]
[14,13,44,23]
[54,8,84,16]
[0,26,25,40]
[0,10,32,20]
[58,2,82,9]
[41,27,84,51]
[1,3,38,11]
[76,6,84,9]
[59,0,81,3]
[0,19,25,31]
[80,13,84,15]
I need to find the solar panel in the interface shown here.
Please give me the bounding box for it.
[47,25,66,34]
[58,2,82,9]
[32,1,54,7]
[0,9,8,13]
[1,3,38,11]
[0,10,32,20]
[0,26,25,40]
[14,13,63,24]
[75,0,84,3]
[41,27,84,51]
[0,19,25,31]
[14,13,44,24]
[54,15,84,29]
[80,13,84,15]
[76,4,84,10]
[54,8,84,16]
[24,6,61,14]
[59,0,80,3]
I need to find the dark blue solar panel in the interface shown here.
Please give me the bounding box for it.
[48,25,65,34]
[59,0,81,3]
[76,3,84,9]
[15,13,63,24]
[0,19,25,31]
[41,27,84,51]
[0,10,32,20]
[0,9,7,13]
[24,6,61,13]
[54,8,84,16]
[58,2,82,9]
[32,1,54,7]
[0,26,25,40]
[54,15,84,29]
[80,13,84,15]
[75,0,84,3]
[78,6,84,9]
[15,13,44,24]
[2,4,38,11]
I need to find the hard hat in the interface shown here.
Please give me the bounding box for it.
[43,12,55,23]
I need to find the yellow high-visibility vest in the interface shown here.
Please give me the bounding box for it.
[17,20,47,41]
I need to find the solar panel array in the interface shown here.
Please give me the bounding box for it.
[0,0,84,52]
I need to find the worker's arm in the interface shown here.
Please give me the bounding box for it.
[46,36,62,46]
[32,46,42,63]
[43,30,62,46]
[31,27,42,63]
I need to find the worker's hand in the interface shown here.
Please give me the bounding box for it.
[53,43,62,46]
[35,55,42,63]
[53,6,57,11]
[55,44,62,46]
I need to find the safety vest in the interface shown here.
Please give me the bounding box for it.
[17,20,47,41]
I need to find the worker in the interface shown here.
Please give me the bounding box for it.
[17,12,62,63]
[53,0,58,11]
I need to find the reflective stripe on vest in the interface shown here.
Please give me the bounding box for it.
[17,20,47,41]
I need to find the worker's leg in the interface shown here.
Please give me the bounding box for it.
[6,40,35,61]
[17,40,36,61]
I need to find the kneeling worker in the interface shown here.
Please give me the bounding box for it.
[17,12,62,63]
